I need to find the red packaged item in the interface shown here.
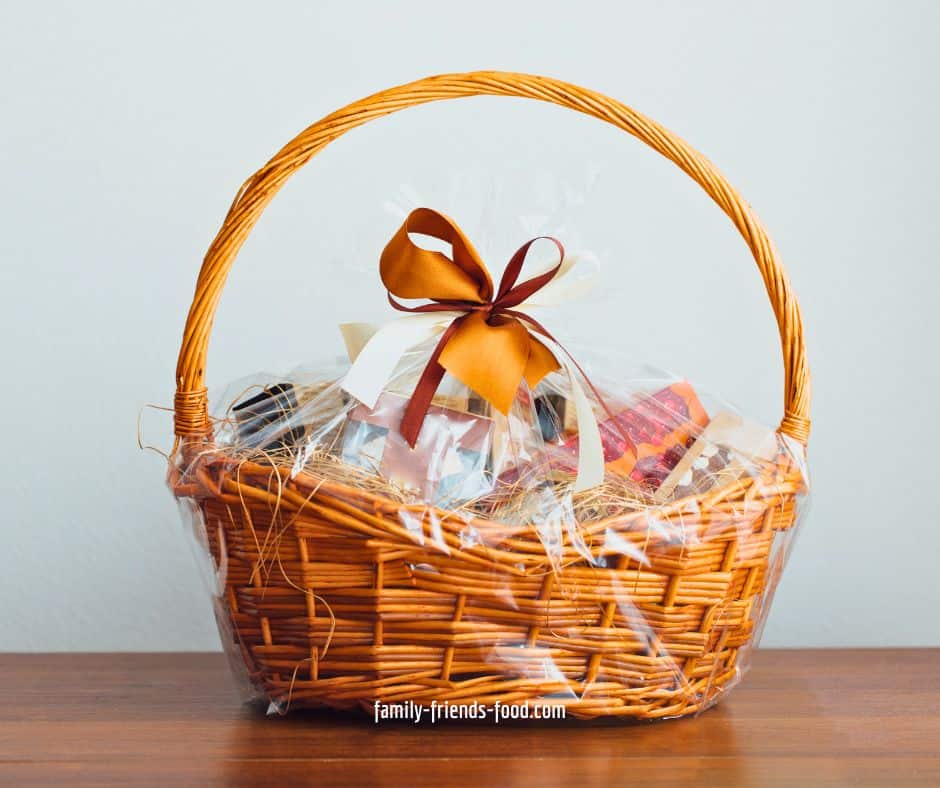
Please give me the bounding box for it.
[554,381,709,489]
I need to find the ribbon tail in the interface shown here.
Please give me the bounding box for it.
[339,322,378,363]
[506,313,616,492]
[399,316,466,447]
[525,329,605,491]
[557,353,606,492]
[340,312,459,408]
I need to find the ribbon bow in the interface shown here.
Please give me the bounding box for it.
[381,207,569,445]
[341,208,611,491]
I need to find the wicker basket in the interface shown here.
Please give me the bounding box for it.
[171,71,811,720]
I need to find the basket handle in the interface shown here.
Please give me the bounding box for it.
[174,71,811,445]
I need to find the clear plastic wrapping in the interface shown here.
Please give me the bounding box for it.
[170,330,809,719]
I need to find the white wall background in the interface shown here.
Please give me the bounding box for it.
[1,0,937,651]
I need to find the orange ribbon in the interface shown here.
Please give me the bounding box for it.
[381,208,567,446]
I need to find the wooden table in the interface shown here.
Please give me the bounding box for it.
[1,649,937,786]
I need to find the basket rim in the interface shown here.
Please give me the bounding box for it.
[172,446,805,571]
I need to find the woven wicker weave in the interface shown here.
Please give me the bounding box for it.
[171,71,811,719]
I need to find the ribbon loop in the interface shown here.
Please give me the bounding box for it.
[380,207,493,303]
[494,236,566,309]
[380,210,567,443]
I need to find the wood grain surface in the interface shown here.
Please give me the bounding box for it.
[1,649,937,786]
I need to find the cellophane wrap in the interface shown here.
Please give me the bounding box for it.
[169,177,809,720]
[170,345,809,718]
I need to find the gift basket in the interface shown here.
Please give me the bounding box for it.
[168,72,811,720]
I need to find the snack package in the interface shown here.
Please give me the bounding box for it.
[551,381,709,489]
[656,411,780,501]
[232,383,305,450]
